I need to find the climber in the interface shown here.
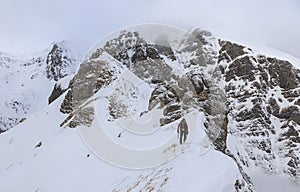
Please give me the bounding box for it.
[177,118,189,144]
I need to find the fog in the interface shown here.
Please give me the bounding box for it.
[0,0,299,58]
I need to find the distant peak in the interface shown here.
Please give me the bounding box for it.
[46,41,77,81]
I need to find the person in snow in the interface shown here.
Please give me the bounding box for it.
[177,118,189,144]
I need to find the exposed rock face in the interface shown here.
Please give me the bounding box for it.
[147,70,210,126]
[218,40,249,62]
[160,104,182,126]
[148,82,182,126]
[46,42,77,107]
[60,60,114,114]
[178,28,217,67]
[59,55,120,128]
[99,30,147,67]
[202,83,228,152]
[46,43,76,81]
[153,44,176,61]
[104,31,174,82]
[218,40,300,180]
[148,82,180,111]
[67,107,95,128]
[226,56,256,82]
[131,58,172,82]
[131,44,161,64]
[48,83,68,104]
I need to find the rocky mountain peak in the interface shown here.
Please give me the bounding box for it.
[46,41,76,81]
[2,26,300,191]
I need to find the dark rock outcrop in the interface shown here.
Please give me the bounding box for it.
[148,82,180,111]
[218,40,300,180]
[48,83,68,104]
[59,59,116,128]
[178,29,216,67]
[218,40,249,62]
[46,43,75,81]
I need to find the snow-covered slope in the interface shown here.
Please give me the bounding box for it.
[0,78,244,192]
[0,42,77,132]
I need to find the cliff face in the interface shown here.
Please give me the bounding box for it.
[46,42,76,81]
[218,40,300,180]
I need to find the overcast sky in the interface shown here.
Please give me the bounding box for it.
[0,0,299,58]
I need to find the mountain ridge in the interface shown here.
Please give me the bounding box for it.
[1,26,300,191]
[0,41,78,132]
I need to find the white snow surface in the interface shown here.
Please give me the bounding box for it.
[0,52,53,131]
[0,86,242,192]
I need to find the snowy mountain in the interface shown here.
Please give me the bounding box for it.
[0,42,77,132]
[1,24,300,191]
